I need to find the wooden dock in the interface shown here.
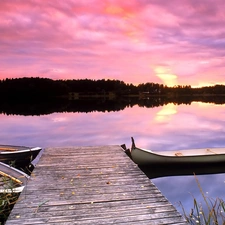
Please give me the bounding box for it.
[6,145,188,225]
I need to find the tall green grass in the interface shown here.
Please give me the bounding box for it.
[180,174,225,225]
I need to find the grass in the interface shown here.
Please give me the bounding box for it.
[180,174,225,225]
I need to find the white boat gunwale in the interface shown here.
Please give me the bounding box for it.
[0,147,42,154]
[133,146,225,158]
[0,162,30,179]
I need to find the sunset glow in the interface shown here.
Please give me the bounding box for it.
[1,0,225,86]
[154,67,178,87]
[155,103,177,123]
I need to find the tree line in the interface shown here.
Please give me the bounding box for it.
[0,77,225,101]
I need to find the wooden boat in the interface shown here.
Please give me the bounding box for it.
[130,137,225,166]
[0,145,42,166]
[0,162,29,193]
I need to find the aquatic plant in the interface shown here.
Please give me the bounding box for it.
[180,174,225,225]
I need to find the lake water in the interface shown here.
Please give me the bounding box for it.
[1,101,225,217]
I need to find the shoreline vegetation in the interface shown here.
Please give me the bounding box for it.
[1,77,225,99]
[0,77,225,116]
[180,175,225,225]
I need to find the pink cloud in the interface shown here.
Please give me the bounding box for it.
[1,0,225,86]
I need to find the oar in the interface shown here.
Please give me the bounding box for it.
[0,147,17,151]
[0,171,23,184]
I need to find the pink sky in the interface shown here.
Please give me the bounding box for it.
[1,0,225,87]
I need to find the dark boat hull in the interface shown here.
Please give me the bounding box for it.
[0,146,42,167]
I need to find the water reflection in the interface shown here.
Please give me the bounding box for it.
[139,163,225,179]
[0,101,225,218]
[155,103,177,122]
[152,173,225,216]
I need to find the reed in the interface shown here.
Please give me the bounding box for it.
[180,174,225,225]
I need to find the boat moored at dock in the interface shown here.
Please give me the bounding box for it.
[0,145,42,166]
[130,137,225,166]
[0,162,30,193]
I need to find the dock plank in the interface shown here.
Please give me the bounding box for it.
[6,145,188,225]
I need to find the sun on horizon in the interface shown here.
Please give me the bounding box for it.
[154,66,178,87]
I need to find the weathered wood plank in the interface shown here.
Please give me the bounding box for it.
[10,198,171,215]
[6,146,188,225]
[9,204,180,221]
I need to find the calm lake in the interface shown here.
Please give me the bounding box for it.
[1,100,225,216]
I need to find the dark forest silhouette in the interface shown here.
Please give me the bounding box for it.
[0,77,225,115]
[1,77,225,97]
